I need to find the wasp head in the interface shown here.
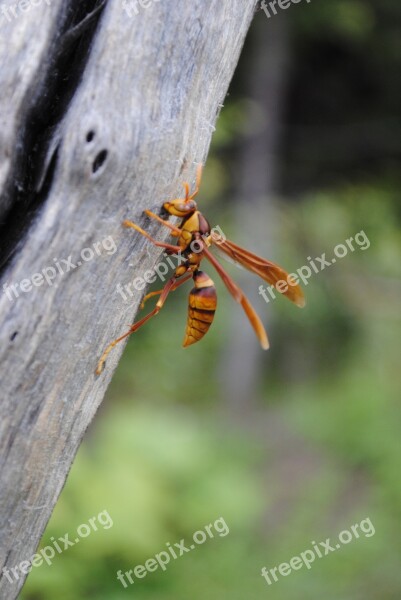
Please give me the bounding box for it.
[163,199,197,217]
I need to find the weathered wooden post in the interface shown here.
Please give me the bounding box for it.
[0,1,258,597]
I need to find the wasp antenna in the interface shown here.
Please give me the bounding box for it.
[189,164,203,200]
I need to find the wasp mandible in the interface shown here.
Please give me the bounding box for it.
[96,165,305,375]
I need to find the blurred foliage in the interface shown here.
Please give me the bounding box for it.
[22,0,401,598]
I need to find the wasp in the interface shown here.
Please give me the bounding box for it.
[96,165,305,375]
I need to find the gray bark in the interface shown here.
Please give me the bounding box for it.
[0,1,258,597]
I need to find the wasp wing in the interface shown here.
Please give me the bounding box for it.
[213,238,305,308]
[201,242,269,350]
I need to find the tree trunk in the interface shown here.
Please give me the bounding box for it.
[0,1,258,597]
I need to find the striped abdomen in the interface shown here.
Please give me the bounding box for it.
[183,271,217,347]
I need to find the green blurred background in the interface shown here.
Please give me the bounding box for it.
[22,1,401,598]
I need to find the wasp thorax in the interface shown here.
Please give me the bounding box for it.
[163,199,197,217]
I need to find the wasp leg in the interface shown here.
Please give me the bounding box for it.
[143,210,181,237]
[140,289,164,309]
[140,273,192,309]
[96,274,190,375]
[123,220,181,253]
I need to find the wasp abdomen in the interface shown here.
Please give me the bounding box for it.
[183,271,217,347]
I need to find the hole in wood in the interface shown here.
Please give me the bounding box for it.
[86,130,95,142]
[92,149,108,173]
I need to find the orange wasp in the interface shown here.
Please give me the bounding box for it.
[96,165,305,374]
